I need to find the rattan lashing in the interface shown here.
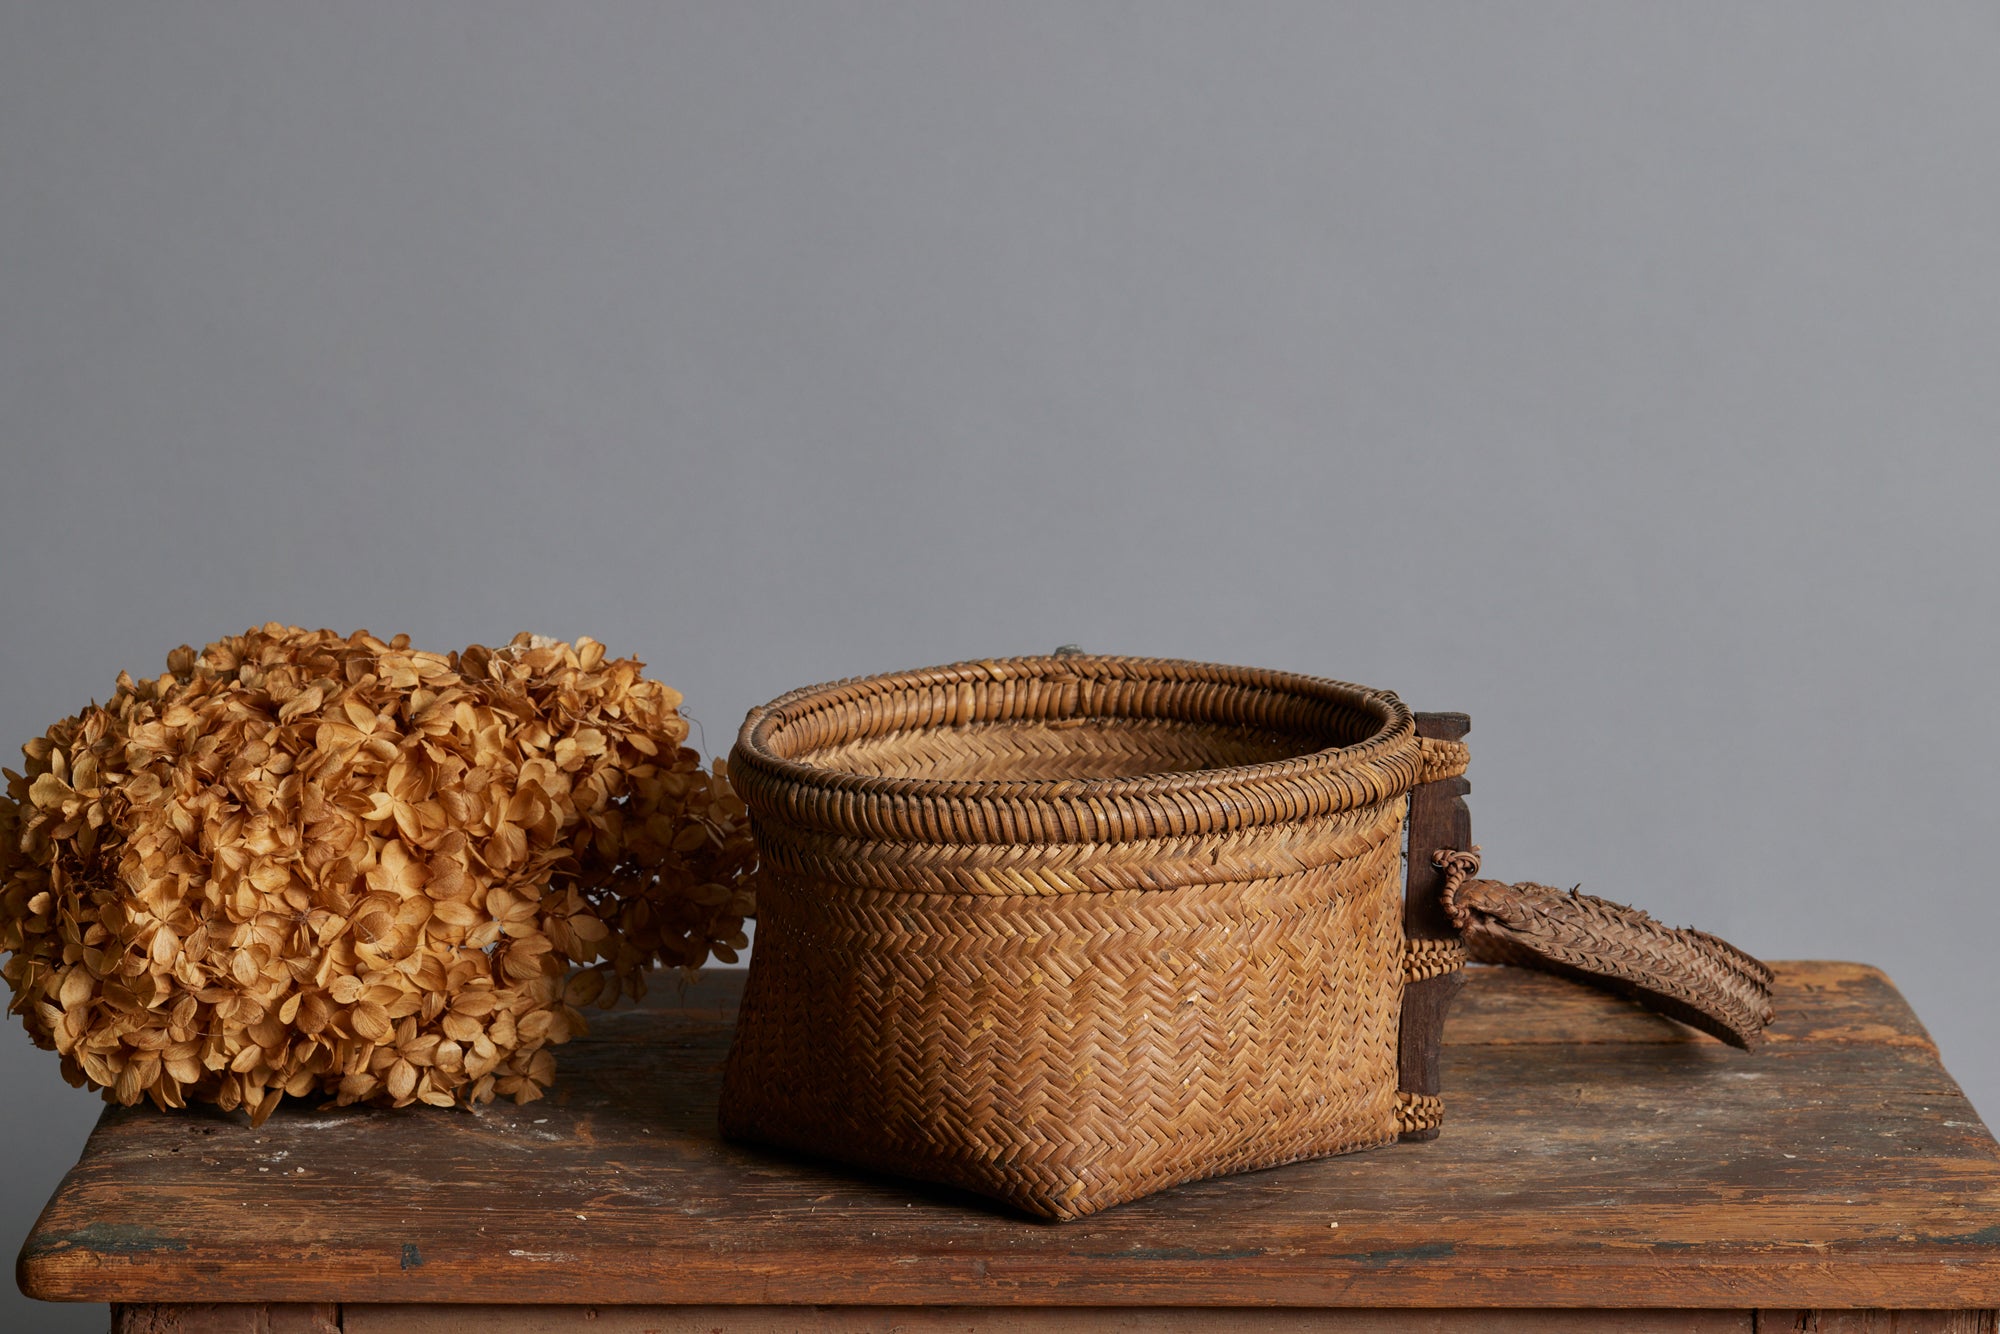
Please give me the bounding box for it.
[719,655,1468,1220]
[1434,848,1775,1050]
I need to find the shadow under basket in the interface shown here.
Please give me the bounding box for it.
[718,654,1471,1220]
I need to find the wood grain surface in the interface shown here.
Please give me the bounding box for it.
[22,963,2000,1312]
[101,1303,2000,1332]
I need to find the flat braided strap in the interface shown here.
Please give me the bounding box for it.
[1433,848,1776,1049]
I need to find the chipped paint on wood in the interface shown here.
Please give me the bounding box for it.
[18,964,2000,1311]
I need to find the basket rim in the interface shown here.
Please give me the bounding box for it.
[729,653,1421,817]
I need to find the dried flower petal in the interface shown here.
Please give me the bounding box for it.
[0,626,760,1119]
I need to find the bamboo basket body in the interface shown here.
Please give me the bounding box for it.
[720,656,1444,1220]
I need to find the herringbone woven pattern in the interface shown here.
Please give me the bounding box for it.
[1433,849,1776,1049]
[720,655,1463,1220]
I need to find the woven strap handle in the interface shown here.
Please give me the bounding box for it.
[1433,848,1776,1049]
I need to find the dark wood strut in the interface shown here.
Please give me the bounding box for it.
[1396,712,1471,1141]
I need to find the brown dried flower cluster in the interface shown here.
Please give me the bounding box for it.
[0,626,757,1124]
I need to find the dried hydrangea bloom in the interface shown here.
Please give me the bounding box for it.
[0,625,757,1125]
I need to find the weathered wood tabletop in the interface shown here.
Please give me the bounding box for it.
[18,962,2000,1333]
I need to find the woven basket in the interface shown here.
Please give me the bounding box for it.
[719,654,1470,1220]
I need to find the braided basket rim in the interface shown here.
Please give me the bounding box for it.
[729,654,1424,842]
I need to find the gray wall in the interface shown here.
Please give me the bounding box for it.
[4,4,1996,1328]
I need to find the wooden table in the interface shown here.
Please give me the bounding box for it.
[18,961,2000,1332]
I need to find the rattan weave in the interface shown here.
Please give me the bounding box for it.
[719,655,1467,1220]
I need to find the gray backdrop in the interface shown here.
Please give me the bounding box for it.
[3,4,1995,1328]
